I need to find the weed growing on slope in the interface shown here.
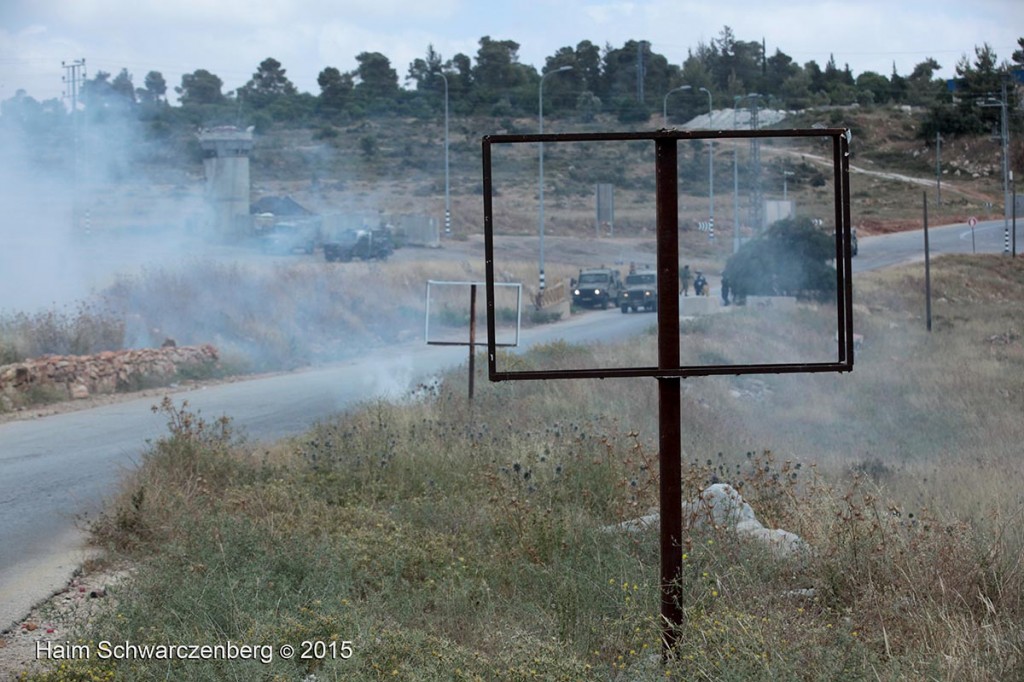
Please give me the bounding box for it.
[21,255,1024,681]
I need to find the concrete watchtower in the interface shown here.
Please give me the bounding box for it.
[197,126,254,238]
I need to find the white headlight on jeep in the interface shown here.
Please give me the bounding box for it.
[594,289,601,295]
[574,289,580,295]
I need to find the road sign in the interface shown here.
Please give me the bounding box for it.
[968,216,977,227]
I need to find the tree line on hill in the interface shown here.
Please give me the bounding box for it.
[2,28,1022,154]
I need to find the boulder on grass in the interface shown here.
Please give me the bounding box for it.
[605,483,809,558]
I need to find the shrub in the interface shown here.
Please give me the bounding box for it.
[724,216,837,301]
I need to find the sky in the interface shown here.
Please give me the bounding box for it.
[0,0,1021,105]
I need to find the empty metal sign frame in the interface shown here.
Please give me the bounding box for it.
[481,127,854,653]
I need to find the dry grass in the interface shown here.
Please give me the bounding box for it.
[16,254,1024,681]
[0,303,125,364]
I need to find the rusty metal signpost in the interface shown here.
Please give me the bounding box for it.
[482,128,855,654]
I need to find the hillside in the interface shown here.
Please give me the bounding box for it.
[75,105,1015,244]
[251,106,1011,237]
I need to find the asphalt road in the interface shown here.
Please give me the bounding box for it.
[0,309,658,631]
[852,217,1015,272]
[0,217,1016,631]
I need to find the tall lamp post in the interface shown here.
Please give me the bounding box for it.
[538,65,573,292]
[662,85,691,127]
[437,71,450,236]
[979,84,1010,253]
[700,87,714,236]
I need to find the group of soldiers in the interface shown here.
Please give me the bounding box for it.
[679,265,730,305]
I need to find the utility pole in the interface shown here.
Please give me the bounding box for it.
[537,66,573,293]
[636,41,647,103]
[62,59,86,232]
[748,98,763,233]
[437,72,450,236]
[1000,79,1010,254]
[935,131,942,206]
[923,192,932,332]
[978,81,1011,253]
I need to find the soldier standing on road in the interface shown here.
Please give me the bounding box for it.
[721,275,731,306]
[679,264,691,296]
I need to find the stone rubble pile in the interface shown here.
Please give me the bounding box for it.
[0,344,219,409]
[608,483,808,558]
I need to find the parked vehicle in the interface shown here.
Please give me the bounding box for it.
[572,267,624,309]
[620,269,658,313]
[323,227,394,262]
[259,221,319,255]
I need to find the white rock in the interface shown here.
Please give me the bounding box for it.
[684,483,758,528]
[604,483,809,559]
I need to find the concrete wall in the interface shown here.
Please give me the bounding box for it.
[680,295,719,316]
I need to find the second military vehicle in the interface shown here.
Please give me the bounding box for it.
[620,269,658,313]
[323,227,394,262]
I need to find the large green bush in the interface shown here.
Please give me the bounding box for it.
[723,217,837,301]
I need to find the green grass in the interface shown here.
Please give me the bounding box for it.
[19,255,1024,681]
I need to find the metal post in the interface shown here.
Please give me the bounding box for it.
[1002,80,1010,254]
[440,72,451,236]
[701,87,714,238]
[539,66,572,292]
[924,192,932,332]
[468,284,476,400]
[63,58,86,232]
[748,96,763,234]
[732,101,740,253]
[731,94,762,251]
[654,137,682,654]
[935,131,942,206]
[1013,172,1017,258]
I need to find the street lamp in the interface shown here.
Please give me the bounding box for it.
[783,170,795,201]
[662,85,691,127]
[437,71,450,236]
[700,87,714,236]
[538,64,573,292]
[979,85,1011,253]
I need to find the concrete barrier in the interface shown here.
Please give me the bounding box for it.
[680,295,719,316]
[743,296,798,311]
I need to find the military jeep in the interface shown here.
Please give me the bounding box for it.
[323,227,394,262]
[620,270,658,313]
[572,268,623,309]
